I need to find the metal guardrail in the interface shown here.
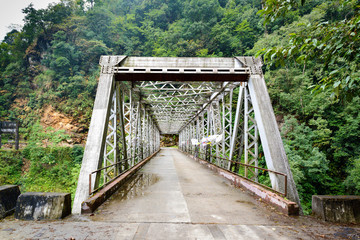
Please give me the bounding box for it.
[190,149,287,196]
[89,156,138,195]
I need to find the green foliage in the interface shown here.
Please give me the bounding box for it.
[25,122,69,147]
[0,124,83,202]
[259,0,360,100]
[345,158,360,195]
[282,116,332,214]
[21,146,81,201]
[0,150,23,185]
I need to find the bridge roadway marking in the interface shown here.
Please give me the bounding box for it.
[1,148,359,239]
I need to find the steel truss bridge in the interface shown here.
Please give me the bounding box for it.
[73,56,301,214]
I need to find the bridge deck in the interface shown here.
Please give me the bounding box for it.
[93,148,272,225]
[1,148,358,239]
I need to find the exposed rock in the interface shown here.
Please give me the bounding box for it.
[41,105,78,133]
[41,105,86,144]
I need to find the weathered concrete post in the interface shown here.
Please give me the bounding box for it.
[73,56,127,214]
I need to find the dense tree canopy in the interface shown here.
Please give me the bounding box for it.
[259,0,360,100]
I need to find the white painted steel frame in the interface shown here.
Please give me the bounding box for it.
[74,56,301,215]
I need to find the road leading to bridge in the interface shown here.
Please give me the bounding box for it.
[1,148,359,239]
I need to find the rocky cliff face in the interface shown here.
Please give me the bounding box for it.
[40,105,86,145]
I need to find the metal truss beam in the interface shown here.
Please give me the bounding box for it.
[74,56,301,214]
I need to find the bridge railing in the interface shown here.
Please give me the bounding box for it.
[190,149,287,196]
[89,155,139,195]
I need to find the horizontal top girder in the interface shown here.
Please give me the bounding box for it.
[121,57,242,68]
[115,72,249,82]
[99,56,263,78]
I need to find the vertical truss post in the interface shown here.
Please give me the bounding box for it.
[143,107,146,158]
[210,101,222,165]
[155,121,158,151]
[205,107,209,137]
[244,87,249,178]
[222,89,233,159]
[188,124,191,153]
[158,129,160,150]
[117,86,128,170]
[153,121,156,153]
[156,127,159,151]
[183,127,186,152]
[143,108,148,158]
[138,104,143,161]
[182,127,185,151]
[205,107,210,162]
[243,85,258,181]
[133,102,141,164]
[150,121,154,154]
[183,128,186,152]
[196,117,199,140]
[144,113,148,158]
[195,117,200,157]
[130,98,137,165]
[199,112,205,159]
[103,87,117,183]
[123,89,132,163]
[188,123,192,154]
[207,106,212,162]
[181,128,184,151]
[181,131,184,151]
[187,124,189,152]
[150,117,153,155]
[182,131,184,151]
[221,93,226,165]
[228,85,244,171]
[221,90,233,168]
[199,112,204,140]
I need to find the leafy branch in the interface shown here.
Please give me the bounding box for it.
[257,0,360,100]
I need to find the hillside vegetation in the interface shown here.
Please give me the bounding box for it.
[0,0,359,213]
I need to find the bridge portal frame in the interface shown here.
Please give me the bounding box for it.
[73,56,301,214]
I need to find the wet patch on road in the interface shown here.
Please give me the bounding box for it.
[87,172,160,220]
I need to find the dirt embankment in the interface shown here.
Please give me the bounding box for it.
[41,105,86,145]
